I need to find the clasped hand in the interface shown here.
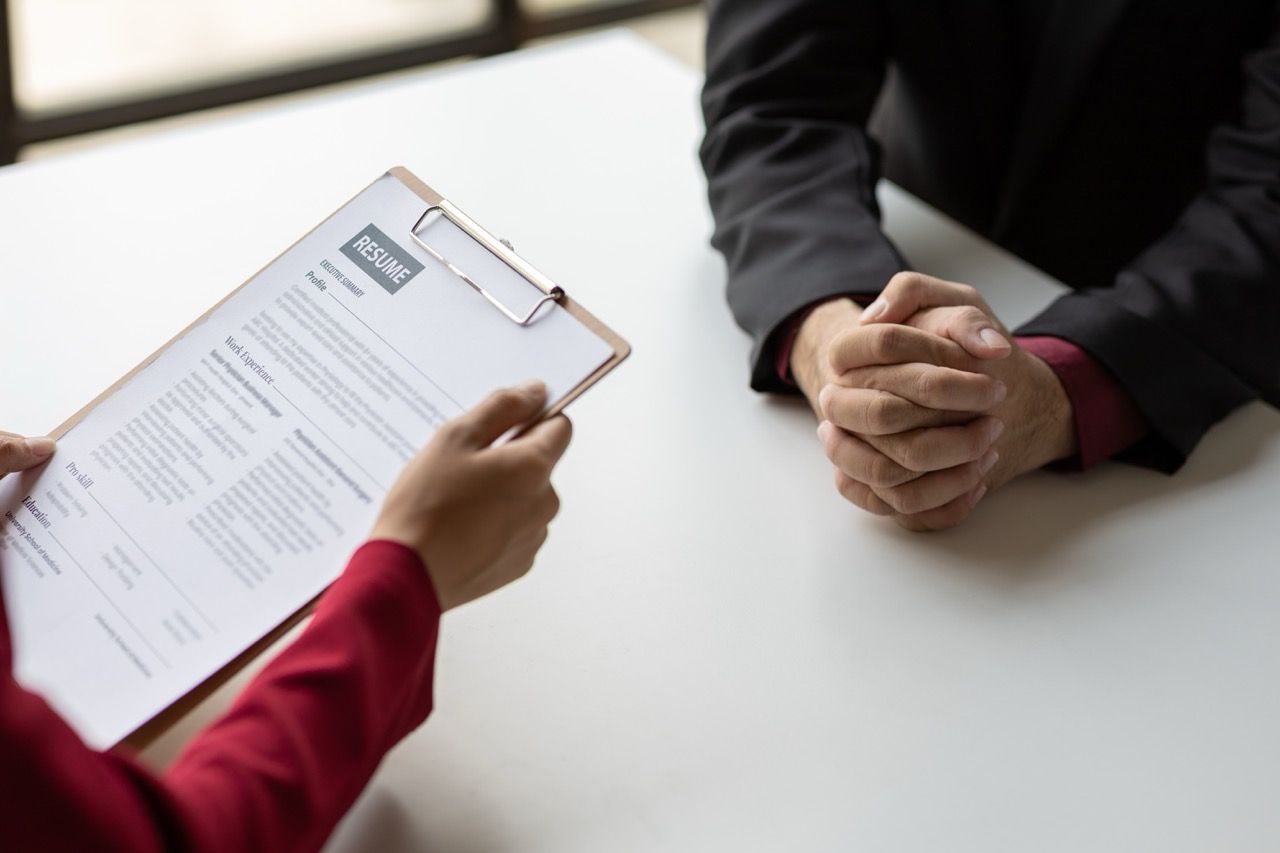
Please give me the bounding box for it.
[793,273,1076,531]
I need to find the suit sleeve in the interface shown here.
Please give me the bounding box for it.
[1015,10,1280,472]
[0,539,440,853]
[700,0,903,393]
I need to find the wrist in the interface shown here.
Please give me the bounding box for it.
[368,519,430,573]
[792,298,863,408]
[1024,350,1078,465]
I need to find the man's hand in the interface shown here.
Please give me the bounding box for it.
[793,273,1077,531]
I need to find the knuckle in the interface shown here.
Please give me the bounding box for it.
[829,328,859,366]
[897,438,931,473]
[827,438,848,472]
[831,327,858,350]
[880,484,911,512]
[966,426,991,458]
[895,514,927,532]
[521,453,551,482]
[913,369,942,402]
[979,378,1004,409]
[831,435,859,472]
[504,452,547,488]
[544,489,561,522]
[958,460,985,491]
[533,439,561,468]
[868,325,905,361]
[867,452,904,488]
[880,486,912,515]
[834,470,857,500]
[819,425,838,457]
[840,367,871,390]
[930,501,974,531]
[819,385,841,422]
[516,551,539,579]
[864,394,896,432]
[0,437,26,472]
[888,270,924,295]
[834,472,873,512]
[437,419,467,443]
[854,369,895,398]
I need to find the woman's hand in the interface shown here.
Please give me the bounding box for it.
[370,381,572,611]
[0,433,55,478]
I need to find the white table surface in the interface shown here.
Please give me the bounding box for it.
[4,31,1280,853]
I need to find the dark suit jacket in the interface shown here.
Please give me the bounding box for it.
[700,0,1280,472]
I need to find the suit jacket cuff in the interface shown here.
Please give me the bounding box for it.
[1015,290,1253,473]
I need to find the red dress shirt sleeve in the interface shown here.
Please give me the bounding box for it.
[1016,336,1147,469]
[0,538,440,853]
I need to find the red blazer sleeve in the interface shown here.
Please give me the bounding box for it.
[0,539,440,853]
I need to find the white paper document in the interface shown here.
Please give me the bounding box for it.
[0,173,616,748]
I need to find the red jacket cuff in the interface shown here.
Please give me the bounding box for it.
[1016,336,1147,470]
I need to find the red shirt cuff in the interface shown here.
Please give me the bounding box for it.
[1016,336,1146,470]
[774,316,808,386]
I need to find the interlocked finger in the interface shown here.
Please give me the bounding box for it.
[833,470,895,515]
[862,271,996,325]
[829,323,980,375]
[836,362,1006,412]
[818,385,975,436]
[864,416,1004,474]
[893,485,988,532]
[818,422,918,489]
[871,449,998,515]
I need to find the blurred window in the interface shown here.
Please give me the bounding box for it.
[10,0,491,112]
[521,0,632,13]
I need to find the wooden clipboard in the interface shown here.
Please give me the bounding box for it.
[36,167,630,750]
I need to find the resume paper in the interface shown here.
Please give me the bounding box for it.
[0,174,615,747]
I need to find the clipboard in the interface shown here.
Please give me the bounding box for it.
[29,167,629,750]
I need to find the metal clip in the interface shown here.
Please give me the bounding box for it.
[410,204,562,326]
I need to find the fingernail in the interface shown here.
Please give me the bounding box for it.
[968,483,989,507]
[860,299,887,323]
[979,449,999,474]
[987,419,1005,442]
[979,328,1010,351]
[993,381,1008,403]
[818,384,834,412]
[25,436,55,457]
[817,420,833,443]
[517,379,546,396]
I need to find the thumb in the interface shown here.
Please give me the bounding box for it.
[860,272,995,327]
[451,381,548,448]
[0,435,56,477]
[907,305,1012,361]
[512,415,573,466]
